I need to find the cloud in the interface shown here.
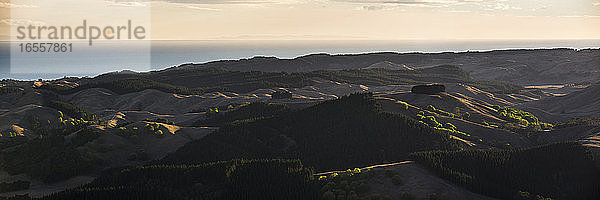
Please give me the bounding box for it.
[150,0,513,8]
[332,0,531,13]
[0,2,39,8]
[334,0,491,6]
[486,2,521,10]
[558,15,600,18]
[153,0,272,4]
[445,10,471,13]
[107,1,149,7]
[360,5,387,10]
[0,18,46,26]
[333,0,517,9]
[177,4,221,10]
[359,4,401,10]
[337,0,455,7]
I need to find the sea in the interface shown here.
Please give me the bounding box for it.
[1,39,599,81]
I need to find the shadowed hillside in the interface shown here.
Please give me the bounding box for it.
[39,159,319,200]
[412,142,600,200]
[38,65,521,96]
[523,83,600,120]
[160,93,464,170]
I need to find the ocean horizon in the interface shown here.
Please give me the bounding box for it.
[1,39,599,81]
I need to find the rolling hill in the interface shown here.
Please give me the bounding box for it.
[160,93,465,170]
[177,48,600,85]
[522,83,600,120]
[1,49,599,199]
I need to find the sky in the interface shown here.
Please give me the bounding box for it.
[1,0,599,41]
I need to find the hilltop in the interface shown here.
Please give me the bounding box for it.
[176,48,600,85]
[522,83,600,120]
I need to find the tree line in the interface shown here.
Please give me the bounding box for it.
[411,142,600,200]
[39,159,319,200]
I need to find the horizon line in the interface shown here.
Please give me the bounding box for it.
[3,47,599,81]
[1,38,600,42]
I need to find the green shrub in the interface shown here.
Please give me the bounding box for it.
[462,112,470,119]
[399,101,409,110]
[427,105,436,112]
[48,101,97,121]
[491,105,551,131]
[445,123,456,131]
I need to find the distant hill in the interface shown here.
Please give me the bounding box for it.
[176,48,600,85]
[523,83,600,120]
[40,65,520,95]
[362,61,414,70]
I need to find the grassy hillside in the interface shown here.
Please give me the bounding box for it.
[39,66,521,95]
[0,101,103,183]
[195,102,290,126]
[524,83,600,119]
[411,142,600,200]
[161,93,463,171]
[38,78,201,95]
